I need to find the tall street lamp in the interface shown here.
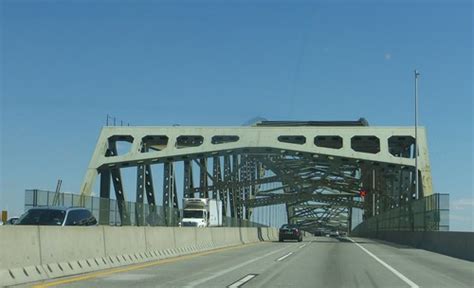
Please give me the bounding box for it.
[414,70,420,200]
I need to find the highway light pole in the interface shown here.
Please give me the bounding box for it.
[414,70,420,200]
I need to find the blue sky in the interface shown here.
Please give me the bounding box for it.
[1,0,472,230]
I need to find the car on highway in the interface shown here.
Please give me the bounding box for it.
[15,207,97,226]
[4,217,19,225]
[279,224,303,242]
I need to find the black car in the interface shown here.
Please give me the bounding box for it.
[279,224,303,242]
[16,207,97,226]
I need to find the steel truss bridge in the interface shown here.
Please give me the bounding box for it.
[80,120,433,233]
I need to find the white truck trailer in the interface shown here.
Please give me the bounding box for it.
[180,198,223,227]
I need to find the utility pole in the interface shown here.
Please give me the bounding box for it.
[414,70,420,200]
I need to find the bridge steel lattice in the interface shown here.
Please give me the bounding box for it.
[80,121,433,233]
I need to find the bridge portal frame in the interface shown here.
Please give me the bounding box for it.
[79,125,433,231]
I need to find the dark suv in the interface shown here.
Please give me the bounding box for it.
[16,207,97,226]
[279,224,303,242]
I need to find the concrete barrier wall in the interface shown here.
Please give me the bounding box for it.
[145,226,176,252]
[40,226,106,263]
[239,227,261,244]
[248,227,260,243]
[261,228,270,241]
[196,227,214,251]
[0,226,42,270]
[0,226,266,287]
[174,228,197,249]
[210,228,227,248]
[0,226,45,284]
[351,230,474,262]
[224,227,243,246]
[267,227,278,241]
[239,227,249,244]
[103,226,146,256]
[39,226,109,278]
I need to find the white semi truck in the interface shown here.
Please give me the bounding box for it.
[180,198,223,227]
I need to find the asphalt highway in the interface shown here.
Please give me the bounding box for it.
[27,236,473,288]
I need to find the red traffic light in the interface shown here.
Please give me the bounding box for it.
[359,190,367,197]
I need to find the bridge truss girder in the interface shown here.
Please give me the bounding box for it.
[80,125,432,231]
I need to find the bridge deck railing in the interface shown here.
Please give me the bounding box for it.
[24,189,265,228]
[352,193,449,234]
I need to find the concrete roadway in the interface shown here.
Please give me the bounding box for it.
[28,237,473,288]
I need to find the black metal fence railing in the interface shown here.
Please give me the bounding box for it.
[24,189,265,227]
[352,193,449,234]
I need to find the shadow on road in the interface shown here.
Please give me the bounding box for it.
[270,237,414,250]
[307,236,415,249]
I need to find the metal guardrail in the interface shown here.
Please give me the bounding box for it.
[24,189,265,227]
[352,193,449,234]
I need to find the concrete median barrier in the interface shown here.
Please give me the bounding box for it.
[196,228,214,251]
[239,227,249,244]
[144,227,176,259]
[224,227,242,246]
[210,227,227,248]
[269,227,278,241]
[174,227,197,255]
[263,227,276,241]
[0,226,264,287]
[102,226,146,263]
[39,226,108,278]
[249,227,260,243]
[240,227,260,244]
[0,226,47,286]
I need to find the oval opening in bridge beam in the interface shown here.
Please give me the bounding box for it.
[388,136,415,158]
[176,135,204,149]
[314,136,343,149]
[211,135,240,144]
[141,135,169,152]
[278,135,306,145]
[106,135,134,157]
[351,136,380,154]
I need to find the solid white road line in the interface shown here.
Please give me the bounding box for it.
[276,252,293,262]
[185,245,289,287]
[298,244,306,249]
[348,237,419,288]
[228,274,258,288]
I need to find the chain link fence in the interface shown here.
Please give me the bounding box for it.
[352,193,449,234]
[24,189,265,227]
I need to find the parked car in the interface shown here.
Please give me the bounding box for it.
[329,230,340,237]
[15,207,97,226]
[279,224,303,242]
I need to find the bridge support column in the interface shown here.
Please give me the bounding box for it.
[199,158,209,198]
[163,162,179,226]
[183,160,194,198]
[106,140,130,226]
[233,154,243,221]
[224,155,234,218]
[213,156,226,216]
[136,164,145,226]
[99,169,111,225]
